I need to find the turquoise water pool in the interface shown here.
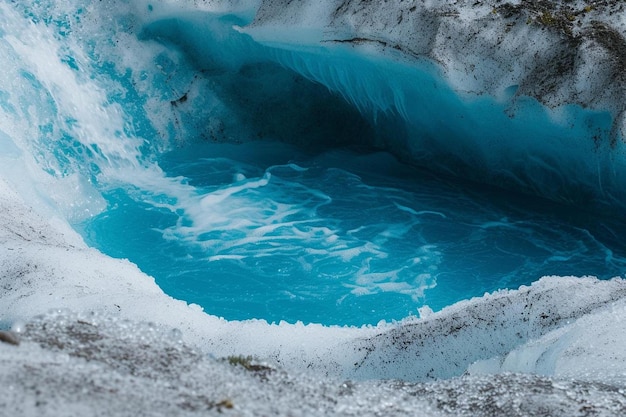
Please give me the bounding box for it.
[79,140,626,325]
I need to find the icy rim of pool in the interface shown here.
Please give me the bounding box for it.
[2,316,626,417]
[2,176,626,416]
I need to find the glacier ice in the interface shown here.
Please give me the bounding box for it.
[2,311,626,416]
[1,0,626,415]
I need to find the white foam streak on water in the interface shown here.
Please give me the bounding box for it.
[394,203,447,219]
[151,160,440,303]
[200,172,271,206]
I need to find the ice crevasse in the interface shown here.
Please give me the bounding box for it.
[1,0,626,415]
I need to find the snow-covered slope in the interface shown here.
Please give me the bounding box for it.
[2,311,626,416]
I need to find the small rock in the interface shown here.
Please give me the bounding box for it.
[0,330,20,346]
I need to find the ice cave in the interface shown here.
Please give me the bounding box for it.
[1,0,626,415]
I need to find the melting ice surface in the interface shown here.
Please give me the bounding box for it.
[2,0,626,327]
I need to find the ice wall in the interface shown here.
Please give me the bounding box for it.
[238,0,626,209]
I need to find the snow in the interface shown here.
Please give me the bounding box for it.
[469,295,626,385]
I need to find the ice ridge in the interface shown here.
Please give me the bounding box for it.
[2,312,626,416]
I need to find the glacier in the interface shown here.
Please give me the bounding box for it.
[1,0,626,415]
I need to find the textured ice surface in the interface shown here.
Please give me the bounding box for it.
[1,312,626,417]
[248,0,626,120]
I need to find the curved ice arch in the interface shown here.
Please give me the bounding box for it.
[141,0,626,211]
